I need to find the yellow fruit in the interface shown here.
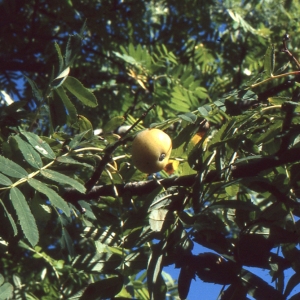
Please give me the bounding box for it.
[131,128,172,173]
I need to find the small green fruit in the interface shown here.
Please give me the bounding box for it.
[131,128,172,173]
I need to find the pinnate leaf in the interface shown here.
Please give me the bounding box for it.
[13,135,43,169]
[21,132,56,159]
[41,169,86,193]
[0,173,13,186]
[0,155,28,178]
[28,178,70,217]
[64,76,98,107]
[10,188,39,247]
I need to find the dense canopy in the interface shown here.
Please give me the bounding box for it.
[1,0,300,299]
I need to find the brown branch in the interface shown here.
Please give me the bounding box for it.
[63,173,199,204]
[63,146,300,204]
[231,147,300,178]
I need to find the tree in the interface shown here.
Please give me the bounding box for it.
[1,0,300,299]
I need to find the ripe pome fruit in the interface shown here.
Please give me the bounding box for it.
[131,128,172,173]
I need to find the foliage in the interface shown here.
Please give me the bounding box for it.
[1,0,300,299]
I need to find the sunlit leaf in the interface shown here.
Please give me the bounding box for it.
[264,44,275,78]
[13,135,43,169]
[77,115,93,139]
[64,76,98,107]
[56,156,93,168]
[21,132,56,160]
[41,169,86,193]
[51,67,70,88]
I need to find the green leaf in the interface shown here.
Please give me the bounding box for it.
[13,135,43,169]
[10,188,39,247]
[0,199,18,236]
[41,169,86,193]
[65,33,82,67]
[209,200,260,211]
[149,209,168,232]
[62,227,75,258]
[113,51,138,65]
[103,116,125,133]
[21,132,56,160]
[0,155,28,178]
[0,173,12,186]
[51,67,70,88]
[28,178,70,217]
[77,115,93,139]
[178,112,197,123]
[64,76,98,107]
[49,88,68,128]
[54,86,78,125]
[25,76,43,102]
[54,42,64,74]
[264,44,275,78]
[68,131,90,150]
[56,156,93,168]
[0,282,14,299]
[80,276,123,300]
[198,105,211,117]
[147,244,165,300]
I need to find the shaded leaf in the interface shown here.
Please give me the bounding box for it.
[178,112,197,123]
[54,86,78,124]
[10,188,39,247]
[0,282,14,299]
[80,276,123,300]
[25,76,43,102]
[49,88,68,128]
[240,269,285,300]
[209,200,260,211]
[64,76,98,107]
[284,273,300,298]
[65,33,83,66]
[147,243,164,299]
[28,178,70,217]
[0,199,18,236]
[62,227,75,258]
[0,173,12,186]
[0,155,28,178]
[178,266,193,300]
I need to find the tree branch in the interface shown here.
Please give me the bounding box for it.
[63,146,300,204]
